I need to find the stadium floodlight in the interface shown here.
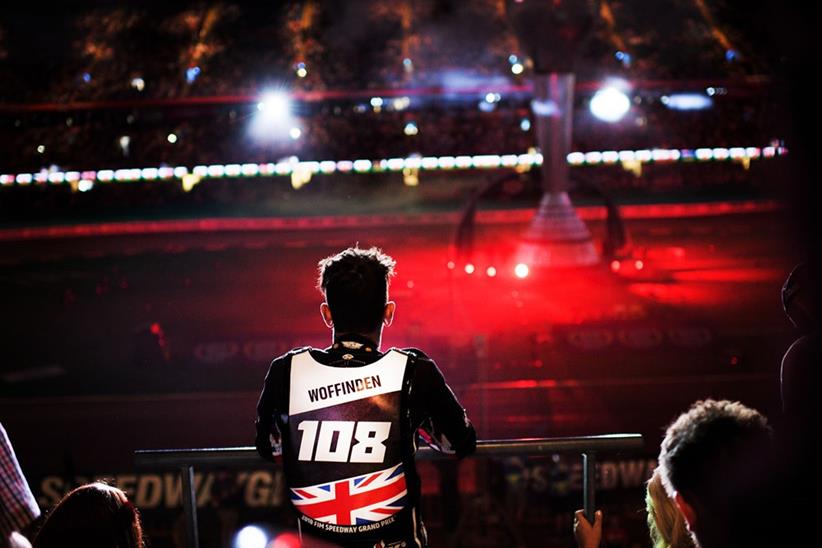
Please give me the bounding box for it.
[250,90,295,141]
[590,86,631,123]
[256,91,291,118]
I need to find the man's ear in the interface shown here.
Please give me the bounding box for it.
[674,491,697,531]
[383,301,396,327]
[320,302,333,328]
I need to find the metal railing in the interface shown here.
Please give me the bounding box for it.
[135,434,643,548]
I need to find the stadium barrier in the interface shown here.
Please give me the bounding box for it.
[135,434,643,548]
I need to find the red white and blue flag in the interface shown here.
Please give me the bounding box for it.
[290,463,408,526]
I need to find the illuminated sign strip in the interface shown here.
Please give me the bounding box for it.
[0,146,787,187]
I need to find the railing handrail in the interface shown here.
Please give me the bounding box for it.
[134,434,643,470]
[134,434,644,548]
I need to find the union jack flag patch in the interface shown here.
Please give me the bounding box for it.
[290,463,408,526]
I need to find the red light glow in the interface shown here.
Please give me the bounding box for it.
[634,260,644,270]
[610,260,621,272]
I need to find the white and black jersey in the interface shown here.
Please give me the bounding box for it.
[256,335,476,547]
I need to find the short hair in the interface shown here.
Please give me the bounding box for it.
[646,468,694,548]
[658,399,772,511]
[33,482,143,548]
[317,246,396,333]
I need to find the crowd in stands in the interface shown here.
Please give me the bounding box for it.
[3,95,777,175]
[1,0,775,175]
[0,0,780,226]
[0,1,757,104]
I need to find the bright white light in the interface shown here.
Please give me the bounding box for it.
[130,77,145,91]
[234,525,268,548]
[464,263,475,274]
[289,127,301,140]
[446,261,455,270]
[78,180,94,192]
[511,62,524,75]
[485,92,501,103]
[370,97,384,108]
[251,91,295,141]
[119,136,130,149]
[404,122,418,136]
[256,92,290,117]
[486,266,497,277]
[295,63,307,78]
[590,87,631,122]
[520,118,531,131]
[514,263,529,279]
[37,145,45,154]
[663,93,713,111]
[167,133,177,144]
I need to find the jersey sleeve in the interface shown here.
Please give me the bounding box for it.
[406,349,477,458]
[255,354,291,462]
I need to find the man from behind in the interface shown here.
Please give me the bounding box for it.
[657,399,777,548]
[256,246,476,547]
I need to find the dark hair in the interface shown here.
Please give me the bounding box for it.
[33,483,143,548]
[317,246,396,333]
[658,400,773,547]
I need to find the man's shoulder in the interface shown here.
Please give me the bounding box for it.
[392,346,428,359]
[269,346,313,366]
[392,347,438,371]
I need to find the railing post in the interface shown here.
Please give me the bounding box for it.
[180,465,200,548]
[582,452,597,525]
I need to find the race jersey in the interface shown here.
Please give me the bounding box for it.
[256,337,476,547]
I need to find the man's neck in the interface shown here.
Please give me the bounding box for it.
[332,330,381,350]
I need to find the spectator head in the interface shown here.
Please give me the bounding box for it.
[646,467,694,548]
[782,262,817,333]
[317,246,396,335]
[33,483,143,548]
[658,400,773,548]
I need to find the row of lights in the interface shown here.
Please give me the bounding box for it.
[1,145,786,188]
[448,261,530,279]
[566,146,786,166]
